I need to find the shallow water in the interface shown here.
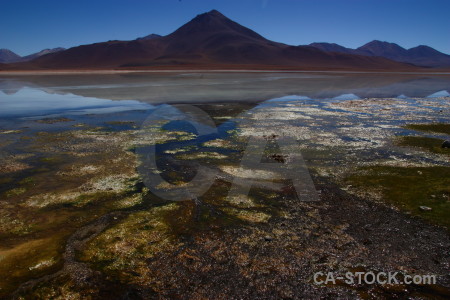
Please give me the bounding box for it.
[2,72,450,104]
[0,72,449,298]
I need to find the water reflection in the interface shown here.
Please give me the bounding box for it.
[0,87,152,118]
[1,72,450,107]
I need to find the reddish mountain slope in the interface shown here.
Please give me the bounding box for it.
[14,10,416,70]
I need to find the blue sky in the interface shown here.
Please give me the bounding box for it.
[2,0,449,56]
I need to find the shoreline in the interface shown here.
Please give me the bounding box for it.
[1,69,450,76]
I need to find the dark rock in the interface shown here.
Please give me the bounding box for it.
[441,140,450,148]
[270,154,286,163]
[363,239,372,245]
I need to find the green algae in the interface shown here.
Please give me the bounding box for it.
[396,136,450,155]
[0,234,66,297]
[176,151,228,160]
[39,156,61,163]
[79,203,182,281]
[221,207,271,223]
[5,187,27,197]
[0,213,35,236]
[346,166,450,228]
[404,123,450,135]
[19,177,35,185]
[0,125,148,297]
[79,174,286,282]
[136,126,197,145]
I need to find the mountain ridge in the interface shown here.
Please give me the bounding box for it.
[0,47,65,63]
[310,40,450,67]
[0,49,22,63]
[21,47,66,61]
[136,34,162,41]
[1,10,429,70]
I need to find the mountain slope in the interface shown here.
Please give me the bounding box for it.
[13,10,416,70]
[309,43,356,55]
[21,47,65,61]
[406,45,450,67]
[0,48,65,63]
[0,49,21,63]
[310,40,450,67]
[357,40,409,60]
[136,34,162,41]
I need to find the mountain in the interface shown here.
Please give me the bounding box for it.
[21,47,65,61]
[357,40,408,60]
[309,40,450,67]
[136,34,162,41]
[405,45,450,67]
[0,49,21,63]
[309,43,356,55]
[0,47,65,63]
[10,10,416,70]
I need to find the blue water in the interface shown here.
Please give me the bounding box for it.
[0,87,152,118]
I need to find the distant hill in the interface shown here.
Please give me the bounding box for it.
[310,40,450,67]
[0,49,21,63]
[136,34,162,41]
[4,10,418,70]
[357,41,409,60]
[21,47,66,61]
[0,47,65,63]
[309,43,356,55]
